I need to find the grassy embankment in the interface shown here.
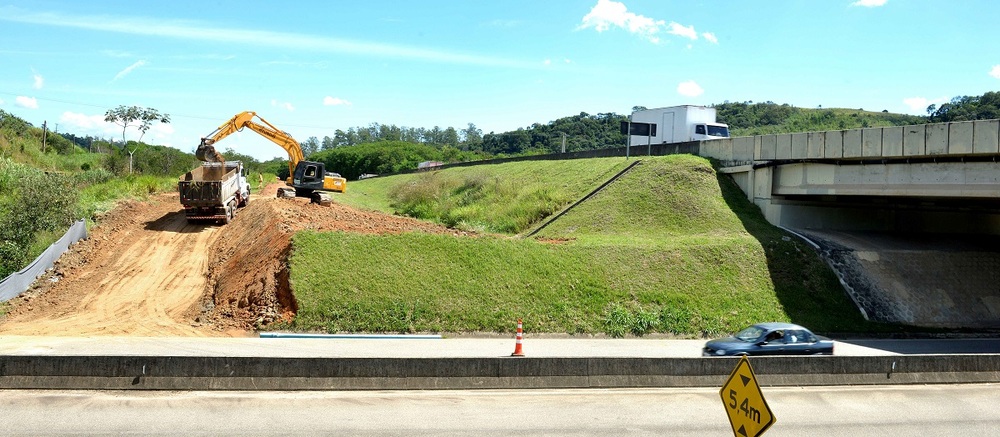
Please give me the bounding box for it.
[284,155,879,337]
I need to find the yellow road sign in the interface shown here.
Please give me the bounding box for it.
[720,356,775,437]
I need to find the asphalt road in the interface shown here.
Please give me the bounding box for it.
[2,336,999,357]
[2,385,998,436]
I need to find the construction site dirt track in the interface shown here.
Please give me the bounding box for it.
[0,183,460,337]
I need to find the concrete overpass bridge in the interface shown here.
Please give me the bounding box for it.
[699,119,1000,329]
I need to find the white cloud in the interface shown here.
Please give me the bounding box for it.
[851,0,887,7]
[142,122,175,143]
[271,99,295,111]
[60,111,117,136]
[578,0,665,43]
[0,8,530,69]
[32,70,44,89]
[0,98,5,105]
[990,65,1000,79]
[666,22,697,40]
[112,60,148,82]
[322,96,352,106]
[677,80,704,97]
[578,0,713,45]
[902,96,947,112]
[702,32,718,44]
[15,96,38,109]
[544,59,552,66]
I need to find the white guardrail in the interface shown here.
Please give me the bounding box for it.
[0,219,87,302]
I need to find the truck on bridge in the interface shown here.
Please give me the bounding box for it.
[629,105,730,145]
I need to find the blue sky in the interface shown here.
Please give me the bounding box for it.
[1,0,999,161]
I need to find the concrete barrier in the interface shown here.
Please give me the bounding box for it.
[1,355,998,390]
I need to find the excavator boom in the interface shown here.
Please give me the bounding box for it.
[194,111,346,198]
[196,111,305,177]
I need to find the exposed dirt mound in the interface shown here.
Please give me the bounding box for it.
[206,183,464,331]
[0,183,462,336]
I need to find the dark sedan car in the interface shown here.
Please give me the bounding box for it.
[702,322,834,356]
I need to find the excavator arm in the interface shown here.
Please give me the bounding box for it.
[195,111,346,198]
[195,111,305,177]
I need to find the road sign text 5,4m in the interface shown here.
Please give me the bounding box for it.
[719,356,775,437]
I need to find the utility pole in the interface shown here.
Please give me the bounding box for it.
[42,121,48,153]
[561,133,566,153]
[626,118,631,160]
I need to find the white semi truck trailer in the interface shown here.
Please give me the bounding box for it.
[629,105,730,145]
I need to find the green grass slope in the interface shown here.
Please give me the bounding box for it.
[340,158,631,234]
[286,155,874,336]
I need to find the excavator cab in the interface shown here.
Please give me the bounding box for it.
[293,161,346,192]
[292,161,326,191]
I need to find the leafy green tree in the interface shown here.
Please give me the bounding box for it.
[219,148,262,173]
[0,163,79,277]
[461,122,483,149]
[132,144,197,176]
[442,127,459,147]
[0,109,34,137]
[321,136,336,150]
[103,105,170,174]
[928,92,1000,122]
[301,136,320,158]
[103,147,128,175]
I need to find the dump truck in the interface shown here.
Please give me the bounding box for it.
[178,161,250,224]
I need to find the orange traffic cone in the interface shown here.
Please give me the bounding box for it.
[511,318,525,357]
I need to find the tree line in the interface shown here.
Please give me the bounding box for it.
[927,91,1000,123]
[298,122,484,156]
[12,91,1000,181]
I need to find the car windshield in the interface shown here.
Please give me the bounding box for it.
[734,326,765,342]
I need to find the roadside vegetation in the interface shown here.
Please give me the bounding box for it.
[8,90,1000,332]
[287,155,875,337]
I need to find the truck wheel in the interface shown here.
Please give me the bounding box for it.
[223,207,232,224]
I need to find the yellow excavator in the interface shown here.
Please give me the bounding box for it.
[195,111,346,205]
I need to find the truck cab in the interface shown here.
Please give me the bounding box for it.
[693,123,731,140]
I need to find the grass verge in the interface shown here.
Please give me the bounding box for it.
[284,155,881,336]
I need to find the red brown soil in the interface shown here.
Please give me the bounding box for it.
[0,183,461,336]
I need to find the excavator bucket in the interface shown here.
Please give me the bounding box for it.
[195,138,225,163]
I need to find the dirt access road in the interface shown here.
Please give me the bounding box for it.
[0,183,458,337]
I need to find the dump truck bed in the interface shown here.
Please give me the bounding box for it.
[178,162,241,207]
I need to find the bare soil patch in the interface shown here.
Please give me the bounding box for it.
[1,183,460,336]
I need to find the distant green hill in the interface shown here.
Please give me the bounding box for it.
[288,155,878,336]
[714,102,927,136]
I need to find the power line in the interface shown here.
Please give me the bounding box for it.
[0,90,346,130]
[0,91,488,134]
